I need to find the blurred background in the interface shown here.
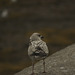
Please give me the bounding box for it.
[0,0,75,75]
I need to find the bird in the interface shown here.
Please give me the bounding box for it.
[28,33,49,75]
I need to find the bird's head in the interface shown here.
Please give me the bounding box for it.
[30,33,44,42]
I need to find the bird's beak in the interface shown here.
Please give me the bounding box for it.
[40,35,44,39]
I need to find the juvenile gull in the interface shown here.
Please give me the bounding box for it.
[28,33,49,75]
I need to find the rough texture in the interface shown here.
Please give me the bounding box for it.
[15,44,75,75]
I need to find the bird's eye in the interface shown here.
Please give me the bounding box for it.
[38,34,40,37]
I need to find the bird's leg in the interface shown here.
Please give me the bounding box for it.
[43,59,46,73]
[31,61,34,75]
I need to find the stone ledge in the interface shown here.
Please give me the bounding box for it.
[15,44,75,75]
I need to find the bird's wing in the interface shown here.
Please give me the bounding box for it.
[28,41,49,56]
[28,41,38,56]
[37,41,49,54]
[32,41,49,57]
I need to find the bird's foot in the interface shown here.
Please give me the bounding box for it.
[43,71,46,73]
[30,73,38,75]
[30,73,34,75]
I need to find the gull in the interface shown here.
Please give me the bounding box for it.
[28,33,49,75]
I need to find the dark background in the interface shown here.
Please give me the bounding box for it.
[0,0,75,75]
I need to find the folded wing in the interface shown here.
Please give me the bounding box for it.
[28,41,49,57]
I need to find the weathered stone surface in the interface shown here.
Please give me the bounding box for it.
[15,44,75,75]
